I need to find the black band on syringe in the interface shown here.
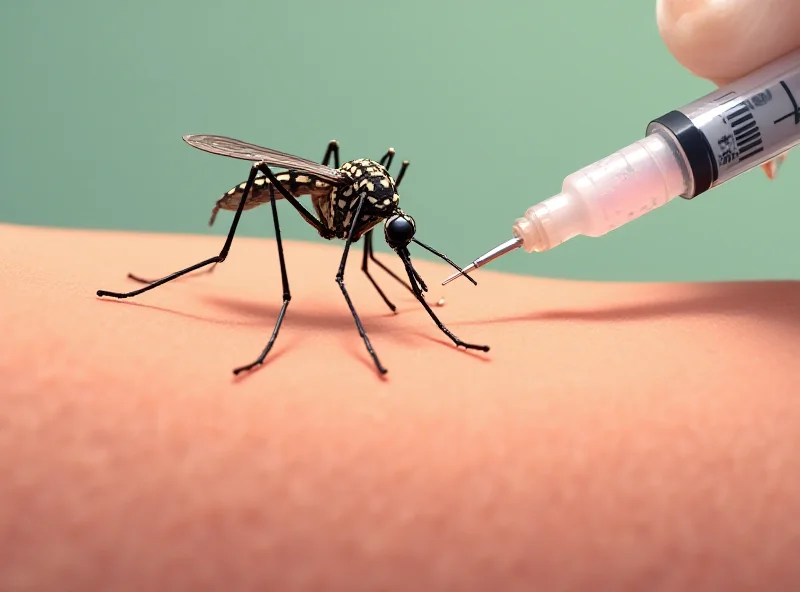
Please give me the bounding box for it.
[647,110,719,199]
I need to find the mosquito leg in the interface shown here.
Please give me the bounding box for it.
[96,165,260,299]
[363,152,416,297]
[395,160,409,188]
[401,253,490,352]
[129,156,333,287]
[337,198,387,374]
[232,184,292,375]
[379,149,409,189]
[322,140,340,168]
[363,234,447,307]
[361,230,398,312]
[256,163,333,239]
[366,235,416,297]
[127,263,218,285]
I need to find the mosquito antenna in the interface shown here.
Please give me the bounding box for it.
[411,238,477,286]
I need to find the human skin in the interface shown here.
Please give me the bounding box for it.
[3,1,800,590]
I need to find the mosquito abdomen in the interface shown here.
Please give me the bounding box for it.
[208,172,331,226]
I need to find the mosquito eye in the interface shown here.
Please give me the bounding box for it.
[384,214,416,247]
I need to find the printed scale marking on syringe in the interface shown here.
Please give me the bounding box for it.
[773,81,800,125]
[704,72,800,184]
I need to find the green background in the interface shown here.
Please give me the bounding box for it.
[1,0,797,282]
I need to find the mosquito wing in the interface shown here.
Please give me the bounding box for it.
[182,134,349,185]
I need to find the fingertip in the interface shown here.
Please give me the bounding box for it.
[657,0,800,85]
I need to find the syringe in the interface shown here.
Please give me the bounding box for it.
[442,48,800,285]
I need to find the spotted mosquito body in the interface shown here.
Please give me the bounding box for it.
[211,158,401,241]
[209,171,330,227]
[96,135,488,376]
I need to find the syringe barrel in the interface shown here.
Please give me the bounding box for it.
[513,130,690,252]
[514,47,800,253]
[649,47,800,197]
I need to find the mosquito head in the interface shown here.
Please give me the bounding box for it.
[384,211,416,250]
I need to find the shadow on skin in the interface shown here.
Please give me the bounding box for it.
[94,288,460,374]
[98,279,800,336]
[99,278,798,373]
[200,294,422,335]
[458,280,800,328]
[203,293,487,373]
[94,298,257,327]
[95,291,407,333]
[338,339,392,382]
[203,294,484,352]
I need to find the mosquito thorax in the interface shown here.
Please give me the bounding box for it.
[326,158,401,240]
[338,159,399,206]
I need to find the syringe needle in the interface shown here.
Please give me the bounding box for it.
[442,262,478,285]
[442,237,523,285]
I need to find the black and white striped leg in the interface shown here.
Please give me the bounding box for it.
[96,164,260,299]
[399,249,489,352]
[337,197,388,374]
[232,184,292,375]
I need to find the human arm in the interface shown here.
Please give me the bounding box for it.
[3,1,800,589]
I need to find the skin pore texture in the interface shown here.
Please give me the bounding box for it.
[3,1,800,590]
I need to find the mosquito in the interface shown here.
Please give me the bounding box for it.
[96,135,490,375]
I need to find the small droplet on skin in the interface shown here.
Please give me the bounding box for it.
[436,298,446,307]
